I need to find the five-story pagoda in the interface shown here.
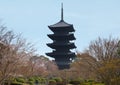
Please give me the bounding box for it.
[46,4,76,70]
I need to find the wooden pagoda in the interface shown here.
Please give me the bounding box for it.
[46,4,76,69]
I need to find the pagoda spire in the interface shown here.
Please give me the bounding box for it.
[61,3,64,21]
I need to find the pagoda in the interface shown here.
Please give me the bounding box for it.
[46,4,76,70]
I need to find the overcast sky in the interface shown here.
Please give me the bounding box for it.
[0,0,120,57]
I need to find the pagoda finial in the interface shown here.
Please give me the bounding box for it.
[61,3,64,21]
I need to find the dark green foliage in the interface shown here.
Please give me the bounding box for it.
[3,76,105,85]
[49,77,65,85]
[69,80,81,85]
[49,79,56,85]
[28,81,34,85]
[28,77,38,85]
[27,76,47,85]
[40,78,46,83]
[88,79,94,83]
[15,77,26,83]
[10,82,22,85]
[7,77,25,85]
[28,77,35,82]
[53,77,62,82]
[69,78,85,85]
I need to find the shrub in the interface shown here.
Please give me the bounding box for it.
[28,81,34,85]
[15,77,26,83]
[53,77,62,82]
[88,79,94,82]
[52,77,65,85]
[28,77,35,82]
[28,77,36,85]
[49,80,56,85]
[69,80,81,85]
[40,78,46,83]
[10,82,22,85]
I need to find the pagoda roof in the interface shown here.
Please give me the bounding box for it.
[47,42,76,49]
[46,52,76,58]
[47,33,76,40]
[49,20,73,28]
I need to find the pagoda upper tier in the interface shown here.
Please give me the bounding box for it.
[48,33,76,40]
[48,20,75,32]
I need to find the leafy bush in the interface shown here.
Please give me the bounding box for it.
[50,77,64,85]
[40,78,46,83]
[28,77,35,82]
[28,77,36,85]
[53,77,62,82]
[69,80,81,85]
[15,77,26,83]
[88,79,94,82]
[49,80,56,85]
[10,81,22,85]
[28,81,34,85]
[28,76,45,83]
